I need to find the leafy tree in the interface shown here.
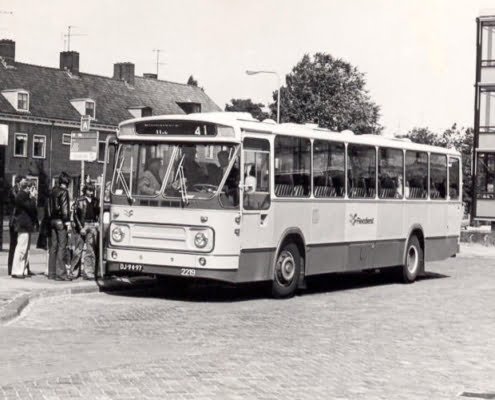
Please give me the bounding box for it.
[225,98,270,121]
[405,124,473,213]
[187,75,198,87]
[269,53,382,134]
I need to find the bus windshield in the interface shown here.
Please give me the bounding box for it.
[112,142,240,207]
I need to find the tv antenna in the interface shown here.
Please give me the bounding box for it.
[0,10,13,34]
[152,49,167,78]
[64,25,87,51]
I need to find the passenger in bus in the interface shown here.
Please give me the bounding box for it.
[138,158,162,195]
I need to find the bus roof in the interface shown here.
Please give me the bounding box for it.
[118,112,461,156]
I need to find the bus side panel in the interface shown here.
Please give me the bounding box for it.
[447,201,462,238]
[425,236,459,262]
[424,201,454,261]
[344,201,378,271]
[307,200,347,275]
[272,199,312,269]
[237,249,274,282]
[373,201,405,268]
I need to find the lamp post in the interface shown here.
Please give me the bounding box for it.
[246,70,281,124]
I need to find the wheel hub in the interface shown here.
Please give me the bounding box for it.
[276,250,295,285]
[407,246,418,274]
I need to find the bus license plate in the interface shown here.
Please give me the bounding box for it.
[119,263,143,272]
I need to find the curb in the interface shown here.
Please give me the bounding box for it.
[0,277,156,324]
[461,230,495,246]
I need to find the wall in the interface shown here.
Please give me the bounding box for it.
[2,119,112,207]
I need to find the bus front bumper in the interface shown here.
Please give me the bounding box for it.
[105,247,240,282]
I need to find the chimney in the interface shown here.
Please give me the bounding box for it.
[113,62,135,86]
[143,73,157,79]
[59,51,80,74]
[0,39,15,65]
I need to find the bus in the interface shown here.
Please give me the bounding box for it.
[99,112,462,298]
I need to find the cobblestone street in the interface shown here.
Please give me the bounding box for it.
[1,249,495,399]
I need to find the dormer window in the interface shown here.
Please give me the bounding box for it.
[128,106,152,118]
[70,98,96,119]
[177,102,201,114]
[1,89,30,112]
[17,92,29,111]
[85,101,95,118]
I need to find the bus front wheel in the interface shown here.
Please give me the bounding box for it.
[399,235,423,283]
[272,242,301,298]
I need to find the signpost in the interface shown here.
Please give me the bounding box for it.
[70,117,98,194]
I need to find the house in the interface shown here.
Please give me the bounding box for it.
[473,15,495,224]
[0,39,221,207]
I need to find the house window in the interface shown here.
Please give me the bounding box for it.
[33,135,46,159]
[62,133,71,145]
[17,92,29,111]
[141,107,152,117]
[85,101,95,118]
[98,141,106,163]
[14,133,28,157]
[177,102,201,114]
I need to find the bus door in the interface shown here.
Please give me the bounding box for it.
[98,135,117,277]
[240,137,273,250]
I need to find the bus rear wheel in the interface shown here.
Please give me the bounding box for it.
[272,242,301,298]
[399,235,423,283]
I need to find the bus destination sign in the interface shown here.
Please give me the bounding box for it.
[135,120,217,136]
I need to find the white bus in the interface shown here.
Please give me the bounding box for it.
[99,113,462,297]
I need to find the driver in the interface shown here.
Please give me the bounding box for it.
[172,145,207,189]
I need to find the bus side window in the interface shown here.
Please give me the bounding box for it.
[448,157,460,200]
[430,154,447,200]
[347,144,376,198]
[405,151,428,199]
[274,135,310,197]
[378,147,403,199]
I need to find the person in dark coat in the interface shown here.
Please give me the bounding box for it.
[11,180,38,278]
[72,184,100,280]
[48,173,72,281]
[8,175,25,275]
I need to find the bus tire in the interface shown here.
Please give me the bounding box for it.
[272,242,301,298]
[400,235,423,283]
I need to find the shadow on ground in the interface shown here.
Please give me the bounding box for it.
[104,269,449,303]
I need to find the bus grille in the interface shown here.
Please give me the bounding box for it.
[129,224,187,250]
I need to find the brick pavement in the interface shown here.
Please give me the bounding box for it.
[0,249,155,323]
[0,245,494,399]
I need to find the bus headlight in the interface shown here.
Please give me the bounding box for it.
[194,232,208,248]
[112,226,125,242]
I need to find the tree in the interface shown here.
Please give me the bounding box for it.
[405,124,473,213]
[269,53,382,134]
[225,98,270,121]
[187,75,198,87]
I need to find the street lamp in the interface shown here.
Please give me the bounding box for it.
[246,70,281,124]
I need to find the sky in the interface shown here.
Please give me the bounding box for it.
[1,0,494,135]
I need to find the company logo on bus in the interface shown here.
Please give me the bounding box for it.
[349,213,374,226]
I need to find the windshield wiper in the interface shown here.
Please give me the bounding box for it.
[116,155,135,205]
[174,154,189,206]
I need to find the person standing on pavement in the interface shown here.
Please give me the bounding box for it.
[72,184,100,280]
[48,173,72,281]
[8,175,26,275]
[11,180,38,279]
